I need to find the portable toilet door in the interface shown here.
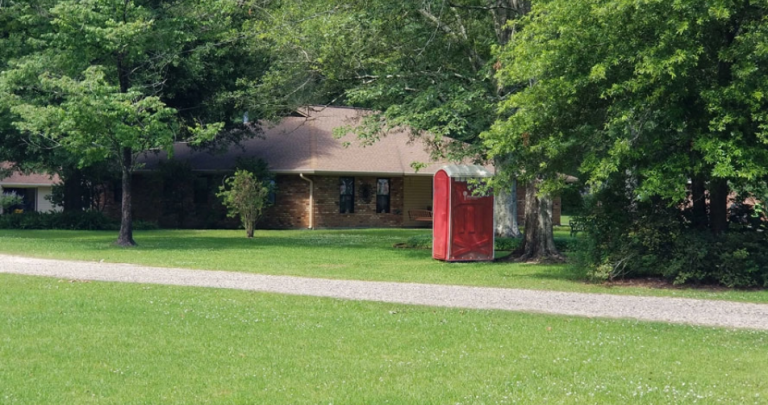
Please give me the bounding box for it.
[432,165,494,262]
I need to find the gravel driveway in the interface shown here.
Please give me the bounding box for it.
[2,253,768,330]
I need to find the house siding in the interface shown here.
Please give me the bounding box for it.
[403,176,433,227]
[36,186,58,212]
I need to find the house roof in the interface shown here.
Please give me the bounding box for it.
[0,163,60,186]
[139,106,485,176]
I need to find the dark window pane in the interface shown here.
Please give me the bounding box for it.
[268,180,276,205]
[376,195,390,213]
[376,178,390,213]
[339,177,354,213]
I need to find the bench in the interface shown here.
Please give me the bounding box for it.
[408,209,433,222]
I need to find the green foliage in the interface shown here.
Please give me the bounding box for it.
[234,157,273,182]
[0,0,274,242]
[486,0,768,196]
[574,179,768,288]
[216,169,270,238]
[559,183,585,215]
[0,211,157,231]
[0,192,24,211]
[258,1,527,160]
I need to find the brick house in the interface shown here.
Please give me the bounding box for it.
[107,106,560,229]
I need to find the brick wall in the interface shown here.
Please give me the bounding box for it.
[105,173,558,229]
[258,175,310,229]
[104,173,236,229]
[312,176,404,228]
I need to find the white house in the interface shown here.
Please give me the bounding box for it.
[0,164,61,214]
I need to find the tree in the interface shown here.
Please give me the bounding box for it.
[256,0,537,239]
[486,0,768,235]
[217,170,270,238]
[0,0,272,245]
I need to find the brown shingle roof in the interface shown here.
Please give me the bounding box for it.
[0,163,60,186]
[139,106,479,175]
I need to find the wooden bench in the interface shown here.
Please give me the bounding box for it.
[408,209,433,222]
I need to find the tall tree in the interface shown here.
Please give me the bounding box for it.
[255,0,538,239]
[0,0,271,245]
[486,0,768,234]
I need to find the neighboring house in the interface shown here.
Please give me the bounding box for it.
[102,106,560,229]
[0,164,61,214]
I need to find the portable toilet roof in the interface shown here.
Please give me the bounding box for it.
[439,164,493,178]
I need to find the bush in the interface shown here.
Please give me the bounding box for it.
[0,211,158,231]
[217,170,270,238]
[573,179,768,288]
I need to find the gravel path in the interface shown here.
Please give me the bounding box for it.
[2,253,768,330]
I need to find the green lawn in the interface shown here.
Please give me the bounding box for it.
[1,228,768,303]
[1,274,766,404]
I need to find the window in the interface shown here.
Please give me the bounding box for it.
[267,179,276,205]
[339,177,354,213]
[2,187,36,212]
[376,178,390,213]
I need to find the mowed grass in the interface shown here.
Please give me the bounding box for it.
[1,274,767,404]
[1,228,768,303]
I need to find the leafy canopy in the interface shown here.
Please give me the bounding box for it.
[485,0,768,199]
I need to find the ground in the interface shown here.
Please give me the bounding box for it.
[2,274,768,404]
[1,228,768,303]
[1,228,767,404]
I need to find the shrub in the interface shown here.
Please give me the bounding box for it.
[0,211,158,231]
[0,192,24,212]
[217,170,270,238]
[573,179,768,287]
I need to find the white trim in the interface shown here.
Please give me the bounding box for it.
[0,183,57,187]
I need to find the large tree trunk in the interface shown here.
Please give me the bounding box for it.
[62,168,83,213]
[493,156,521,238]
[691,174,708,229]
[506,180,563,262]
[709,178,729,234]
[116,147,136,247]
[495,179,521,238]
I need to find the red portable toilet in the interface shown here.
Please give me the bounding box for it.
[433,165,494,262]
